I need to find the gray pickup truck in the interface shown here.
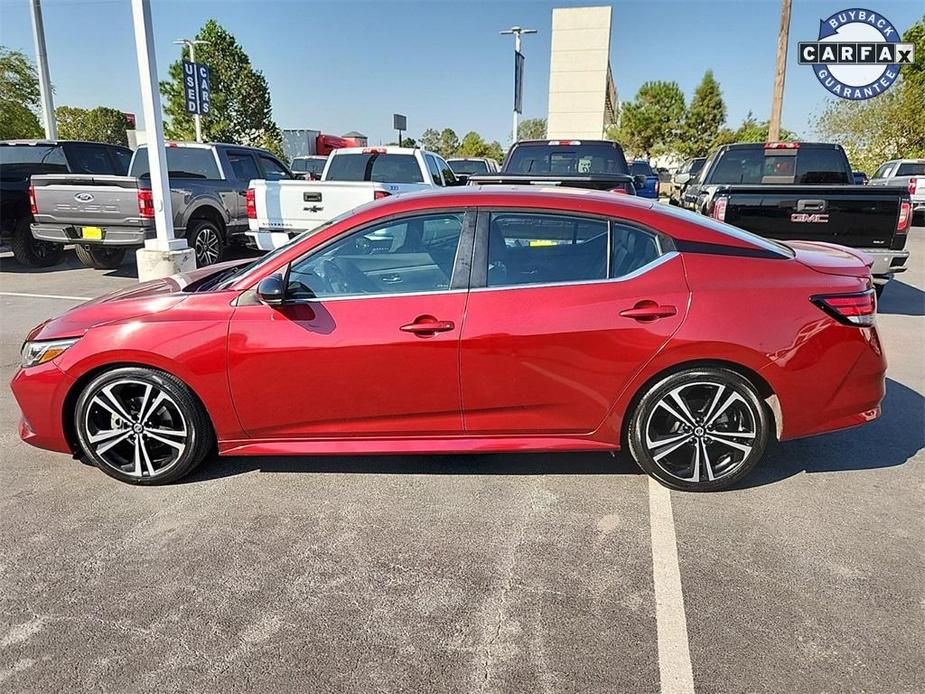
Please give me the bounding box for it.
[30,142,292,268]
[869,159,925,225]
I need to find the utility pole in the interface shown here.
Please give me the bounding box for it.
[501,26,536,144]
[174,38,209,142]
[768,0,792,142]
[29,0,56,140]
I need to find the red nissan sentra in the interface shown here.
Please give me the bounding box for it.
[11,187,886,491]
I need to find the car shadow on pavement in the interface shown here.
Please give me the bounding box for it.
[878,280,925,317]
[185,381,921,487]
[736,377,923,489]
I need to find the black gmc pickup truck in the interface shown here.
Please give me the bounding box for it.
[684,142,912,293]
[468,139,640,194]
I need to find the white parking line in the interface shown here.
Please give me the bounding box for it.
[649,477,695,694]
[0,292,91,301]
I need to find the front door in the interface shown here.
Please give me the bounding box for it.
[459,210,689,435]
[228,210,472,439]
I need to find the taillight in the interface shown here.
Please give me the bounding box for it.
[610,186,629,195]
[548,139,581,145]
[711,196,727,221]
[909,178,919,196]
[137,189,154,218]
[654,180,660,196]
[363,148,387,154]
[28,184,37,215]
[812,289,876,327]
[373,191,391,200]
[245,188,256,219]
[764,142,800,149]
[897,200,911,233]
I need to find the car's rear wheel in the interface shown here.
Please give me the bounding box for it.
[74,367,213,485]
[627,368,770,491]
[74,244,127,269]
[188,219,224,267]
[10,219,63,268]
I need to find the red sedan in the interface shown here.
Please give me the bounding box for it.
[11,188,885,491]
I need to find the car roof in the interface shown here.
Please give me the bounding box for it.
[1,139,128,148]
[368,185,656,212]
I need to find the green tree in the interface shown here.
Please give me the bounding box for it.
[160,20,282,155]
[0,46,43,139]
[679,70,726,158]
[456,131,505,162]
[733,111,798,143]
[517,117,546,140]
[419,128,440,152]
[609,81,685,158]
[438,128,459,158]
[56,106,130,146]
[814,16,925,173]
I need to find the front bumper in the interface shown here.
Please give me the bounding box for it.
[862,248,910,283]
[31,223,151,246]
[10,361,76,454]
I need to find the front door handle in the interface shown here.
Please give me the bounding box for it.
[620,301,677,321]
[400,315,455,336]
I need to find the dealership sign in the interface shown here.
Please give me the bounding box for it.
[183,61,212,115]
[798,8,915,100]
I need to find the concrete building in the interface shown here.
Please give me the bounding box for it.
[546,6,618,140]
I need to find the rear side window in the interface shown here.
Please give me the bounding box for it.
[130,147,221,179]
[227,151,261,183]
[324,153,424,183]
[897,162,925,176]
[67,144,116,174]
[486,213,608,287]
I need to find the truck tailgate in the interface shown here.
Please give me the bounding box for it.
[31,174,144,228]
[251,180,386,232]
[719,185,905,248]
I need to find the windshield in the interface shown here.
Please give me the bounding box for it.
[292,158,326,174]
[448,159,489,175]
[658,204,794,257]
[505,143,628,176]
[130,146,221,179]
[0,144,68,178]
[324,153,423,183]
[630,161,654,177]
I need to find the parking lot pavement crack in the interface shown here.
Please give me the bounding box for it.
[477,480,544,694]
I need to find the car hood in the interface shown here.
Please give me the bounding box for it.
[25,259,250,342]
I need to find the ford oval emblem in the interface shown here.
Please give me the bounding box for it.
[75,192,94,202]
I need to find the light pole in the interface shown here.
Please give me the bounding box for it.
[29,0,56,140]
[500,26,536,144]
[173,38,209,142]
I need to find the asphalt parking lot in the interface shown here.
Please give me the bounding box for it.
[1,230,923,693]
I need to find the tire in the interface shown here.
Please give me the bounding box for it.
[188,218,225,268]
[74,367,214,485]
[74,244,127,269]
[626,368,771,492]
[10,218,63,268]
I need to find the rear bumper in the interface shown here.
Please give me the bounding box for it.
[31,223,151,246]
[861,248,909,283]
[245,229,296,251]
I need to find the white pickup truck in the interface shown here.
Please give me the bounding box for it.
[247,146,459,250]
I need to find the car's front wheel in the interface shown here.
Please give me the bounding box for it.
[74,367,213,485]
[627,368,771,491]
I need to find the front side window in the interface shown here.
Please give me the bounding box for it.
[425,154,444,186]
[872,162,894,179]
[259,154,291,181]
[486,213,609,287]
[437,156,458,185]
[287,213,463,299]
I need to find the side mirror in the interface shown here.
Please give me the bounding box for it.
[454,174,470,185]
[675,172,691,185]
[633,174,648,190]
[256,274,286,305]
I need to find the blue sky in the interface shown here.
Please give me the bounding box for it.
[0,0,921,144]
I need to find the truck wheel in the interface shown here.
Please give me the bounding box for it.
[188,219,224,267]
[74,244,127,270]
[10,219,63,268]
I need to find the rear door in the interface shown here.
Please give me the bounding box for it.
[459,210,689,435]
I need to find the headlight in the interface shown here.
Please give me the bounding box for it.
[20,338,79,368]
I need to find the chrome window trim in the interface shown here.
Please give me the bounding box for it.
[469,251,679,294]
[273,288,469,305]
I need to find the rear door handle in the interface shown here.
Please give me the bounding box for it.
[400,316,455,336]
[620,302,677,321]
[381,274,403,284]
[796,199,826,212]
